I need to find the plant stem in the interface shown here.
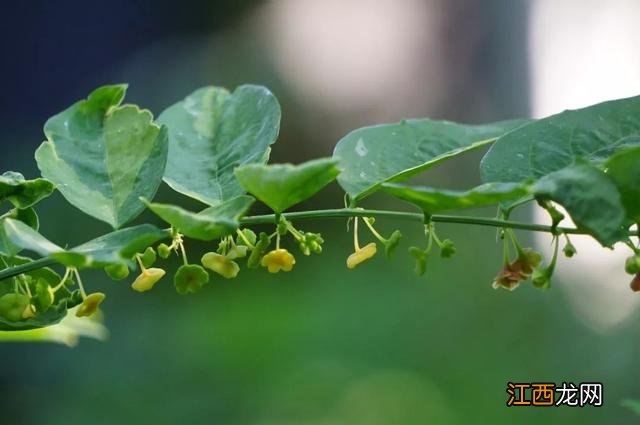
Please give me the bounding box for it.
[0,257,57,281]
[241,208,638,236]
[1,208,638,282]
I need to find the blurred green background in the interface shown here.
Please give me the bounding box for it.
[2,1,640,423]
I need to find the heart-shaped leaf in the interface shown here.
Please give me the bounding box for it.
[3,219,167,268]
[481,95,640,184]
[381,182,530,214]
[605,145,640,223]
[532,161,626,246]
[35,84,169,229]
[159,85,281,206]
[235,158,339,213]
[333,118,528,202]
[0,171,54,209]
[143,195,254,241]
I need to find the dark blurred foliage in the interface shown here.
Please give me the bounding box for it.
[1,1,638,423]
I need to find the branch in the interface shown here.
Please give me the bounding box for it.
[1,208,636,282]
[241,208,617,235]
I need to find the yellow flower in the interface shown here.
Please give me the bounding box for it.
[201,252,240,278]
[346,242,377,269]
[76,292,106,317]
[131,268,166,292]
[261,249,296,273]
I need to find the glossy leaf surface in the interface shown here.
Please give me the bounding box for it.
[605,144,640,223]
[481,95,640,184]
[235,158,339,212]
[143,196,254,241]
[334,118,528,201]
[532,161,626,246]
[3,219,167,267]
[0,171,54,209]
[35,85,169,228]
[159,85,280,206]
[382,182,529,214]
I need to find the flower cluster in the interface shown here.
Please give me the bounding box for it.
[0,264,107,325]
[407,222,456,277]
[490,229,571,291]
[492,248,542,291]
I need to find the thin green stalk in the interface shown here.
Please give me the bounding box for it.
[241,208,638,236]
[0,257,57,281]
[1,208,638,282]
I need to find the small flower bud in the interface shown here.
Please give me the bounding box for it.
[439,239,456,259]
[531,267,552,290]
[298,232,324,256]
[384,230,402,258]
[139,247,157,268]
[563,241,577,258]
[157,243,172,259]
[625,256,640,275]
[277,220,289,235]
[104,263,130,280]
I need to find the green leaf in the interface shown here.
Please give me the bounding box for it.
[381,182,530,214]
[0,208,39,256]
[66,224,168,267]
[235,158,340,213]
[481,95,640,184]
[159,85,281,206]
[3,218,62,257]
[143,195,254,241]
[35,84,169,229]
[532,161,626,246]
[605,144,640,222]
[3,219,167,267]
[333,118,528,202]
[199,195,255,221]
[0,171,54,209]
